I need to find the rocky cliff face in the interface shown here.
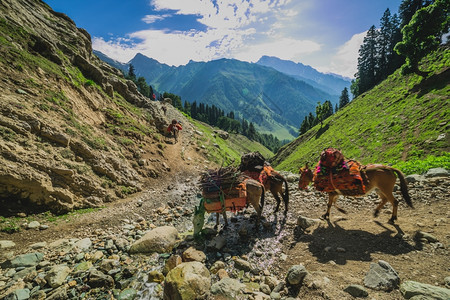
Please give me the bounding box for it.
[0,0,170,213]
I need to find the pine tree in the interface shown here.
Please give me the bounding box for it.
[338,87,350,109]
[399,0,434,28]
[247,122,257,140]
[183,101,191,116]
[136,77,150,97]
[355,26,379,95]
[395,0,449,74]
[127,64,136,81]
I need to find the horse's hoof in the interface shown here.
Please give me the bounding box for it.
[321,214,329,220]
[374,210,380,218]
[388,219,395,225]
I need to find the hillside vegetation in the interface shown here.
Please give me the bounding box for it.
[272,47,449,174]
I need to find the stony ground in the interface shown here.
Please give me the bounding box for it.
[0,159,449,299]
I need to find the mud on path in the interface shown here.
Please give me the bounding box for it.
[1,157,449,299]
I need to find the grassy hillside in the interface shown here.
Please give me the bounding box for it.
[190,119,273,166]
[272,47,449,174]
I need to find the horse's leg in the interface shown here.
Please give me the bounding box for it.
[271,188,282,213]
[214,213,220,229]
[386,192,399,223]
[222,211,228,228]
[374,191,388,218]
[322,194,337,219]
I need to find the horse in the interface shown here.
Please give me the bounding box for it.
[171,126,179,143]
[259,166,289,214]
[193,178,265,236]
[298,163,413,223]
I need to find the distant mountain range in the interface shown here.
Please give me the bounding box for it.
[256,56,351,96]
[94,51,351,140]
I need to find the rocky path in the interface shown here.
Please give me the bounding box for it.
[0,169,449,299]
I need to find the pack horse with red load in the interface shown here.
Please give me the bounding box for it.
[298,148,413,223]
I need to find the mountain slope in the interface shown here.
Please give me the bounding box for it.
[0,0,271,214]
[124,55,339,140]
[272,48,450,172]
[256,55,351,96]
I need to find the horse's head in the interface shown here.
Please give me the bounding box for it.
[298,163,313,190]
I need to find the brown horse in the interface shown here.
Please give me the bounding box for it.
[298,163,413,223]
[260,166,289,214]
[194,180,265,236]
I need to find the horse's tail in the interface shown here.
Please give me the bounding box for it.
[259,185,265,210]
[391,167,413,208]
[283,177,289,207]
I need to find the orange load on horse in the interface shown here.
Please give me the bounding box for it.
[298,148,413,223]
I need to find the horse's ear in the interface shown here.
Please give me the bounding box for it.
[305,162,309,169]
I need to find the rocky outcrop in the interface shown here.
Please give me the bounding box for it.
[0,0,173,213]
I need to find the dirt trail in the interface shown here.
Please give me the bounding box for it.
[0,129,449,299]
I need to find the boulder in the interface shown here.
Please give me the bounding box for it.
[211,278,245,299]
[88,269,114,289]
[182,247,206,263]
[364,260,400,291]
[164,262,211,300]
[129,226,179,254]
[425,168,449,178]
[286,264,308,285]
[3,252,44,268]
[45,264,71,288]
[344,284,369,298]
[400,281,450,300]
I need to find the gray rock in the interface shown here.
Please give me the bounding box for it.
[400,280,450,300]
[415,231,439,243]
[5,288,30,300]
[88,269,115,288]
[129,226,179,254]
[445,276,450,288]
[364,260,400,291]
[29,242,47,250]
[297,215,320,230]
[27,221,40,229]
[211,278,245,299]
[425,168,449,178]
[45,265,71,288]
[286,264,308,285]
[0,240,15,249]
[207,236,226,251]
[99,259,120,273]
[406,174,425,183]
[118,288,137,300]
[4,252,44,268]
[164,262,211,300]
[233,258,251,272]
[344,284,369,298]
[73,238,92,251]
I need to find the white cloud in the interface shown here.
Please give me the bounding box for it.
[141,14,169,24]
[317,31,366,78]
[234,37,321,62]
[92,0,327,73]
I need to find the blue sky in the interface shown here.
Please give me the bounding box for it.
[43,0,403,78]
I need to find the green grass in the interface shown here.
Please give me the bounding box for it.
[273,48,450,174]
[392,152,450,175]
[192,120,273,165]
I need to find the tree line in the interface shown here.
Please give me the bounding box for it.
[299,87,350,135]
[352,0,448,97]
[299,0,448,136]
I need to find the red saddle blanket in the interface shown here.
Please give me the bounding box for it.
[313,160,366,195]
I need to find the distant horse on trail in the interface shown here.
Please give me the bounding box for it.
[298,163,413,223]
